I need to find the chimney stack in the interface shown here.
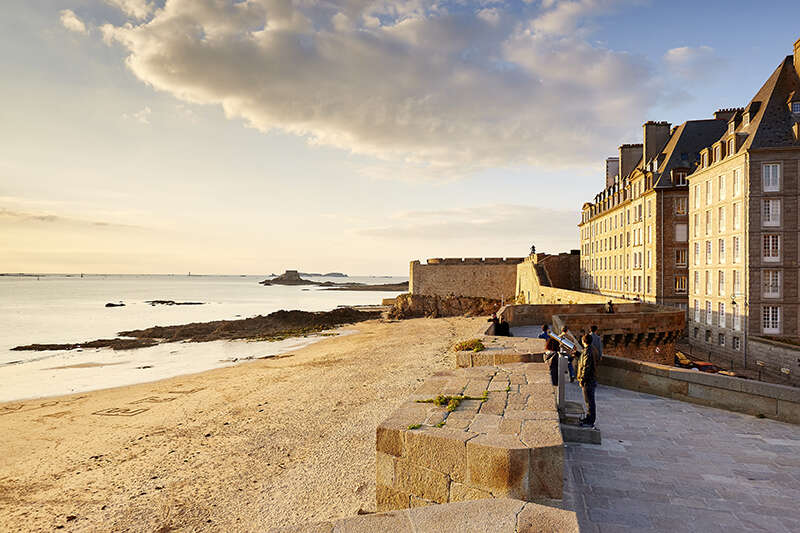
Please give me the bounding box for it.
[794,37,800,75]
[618,144,642,181]
[605,157,619,188]
[643,121,671,166]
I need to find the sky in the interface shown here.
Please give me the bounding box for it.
[1,0,799,276]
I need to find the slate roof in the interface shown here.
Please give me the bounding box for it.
[652,119,728,187]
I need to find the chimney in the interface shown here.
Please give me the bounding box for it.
[618,144,642,181]
[795,37,800,74]
[643,121,671,166]
[605,157,619,188]
[713,108,741,122]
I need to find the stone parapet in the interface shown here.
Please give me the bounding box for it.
[271,498,578,532]
[455,335,546,368]
[376,364,564,512]
[599,355,800,424]
[410,258,522,300]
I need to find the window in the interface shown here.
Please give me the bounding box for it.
[674,171,687,186]
[675,223,687,242]
[694,271,699,294]
[733,303,741,331]
[763,163,781,192]
[675,197,688,215]
[694,242,700,265]
[792,102,800,113]
[718,333,725,346]
[694,300,700,322]
[733,270,741,296]
[694,327,700,338]
[733,169,741,196]
[764,270,780,298]
[719,239,726,263]
[676,276,687,294]
[762,306,780,334]
[718,175,726,201]
[647,276,651,293]
[728,122,735,135]
[706,301,713,325]
[705,211,712,236]
[648,200,652,218]
[718,270,725,296]
[733,202,740,229]
[703,152,709,168]
[694,185,700,209]
[733,336,741,350]
[705,181,712,205]
[647,226,652,244]
[763,199,780,227]
[693,213,699,237]
[718,207,726,232]
[705,270,711,295]
[728,138,735,156]
[763,234,780,262]
[706,240,712,265]
[676,249,687,267]
[647,250,652,269]
[705,329,712,343]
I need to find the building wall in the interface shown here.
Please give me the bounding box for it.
[579,185,686,307]
[409,258,522,301]
[687,151,749,360]
[687,150,800,373]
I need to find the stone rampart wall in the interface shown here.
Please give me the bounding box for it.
[747,337,800,387]
[599,355,800,424]
[499,303,654,326]
[376,364,564,512]
[410,258,522,300]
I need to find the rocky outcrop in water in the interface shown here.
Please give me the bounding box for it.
[260,270,317,286]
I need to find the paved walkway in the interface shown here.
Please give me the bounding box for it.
[563,383,800,532]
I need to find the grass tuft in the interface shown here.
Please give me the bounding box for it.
[407,424,422,430]
[453,338,485,352]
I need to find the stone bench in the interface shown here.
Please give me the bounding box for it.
[272,498,578,532]
[376,363,564,511]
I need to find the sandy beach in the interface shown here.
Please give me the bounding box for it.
[0,316,481,532]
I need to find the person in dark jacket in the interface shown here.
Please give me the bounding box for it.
[487,312,499,335]
[543,329,561,386]
[577,333,598,427]
[496,317,512,336]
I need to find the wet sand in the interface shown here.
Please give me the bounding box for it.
[0,317,481,532]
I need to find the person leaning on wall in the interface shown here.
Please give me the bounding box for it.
[577,333,598,427]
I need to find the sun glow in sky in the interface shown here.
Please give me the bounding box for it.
[2,0,799,275]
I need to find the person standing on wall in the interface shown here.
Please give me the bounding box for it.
[577,333,598,427]
[560,325,578,382]
[541,325,560,386]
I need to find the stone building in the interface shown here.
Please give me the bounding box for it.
[578,119,728,308]
[687,39,800,365]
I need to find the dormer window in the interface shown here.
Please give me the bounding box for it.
[792,102,800,114]
[743,113,750,127]
[714,145,722,161]
[702,152,709,167]
[727,138,735,156]
[728,122,735,134]
[674,170,687,186]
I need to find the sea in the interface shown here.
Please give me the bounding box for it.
[0,273,406,402]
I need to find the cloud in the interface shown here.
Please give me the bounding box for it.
[123,106,152,124]
[104,0,155,20]
[358,204,577,251]
[59,9,87,35]
[98,0,656,176]
[663,45,722,80]
[0,208,143,230]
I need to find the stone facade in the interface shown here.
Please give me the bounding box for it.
[686,41,800,383]
[515,252,626,305]
[410,258,522,301]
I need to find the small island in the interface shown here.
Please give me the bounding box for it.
[260,270,407,291]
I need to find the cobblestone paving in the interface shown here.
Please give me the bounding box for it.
[563,383,800,532]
